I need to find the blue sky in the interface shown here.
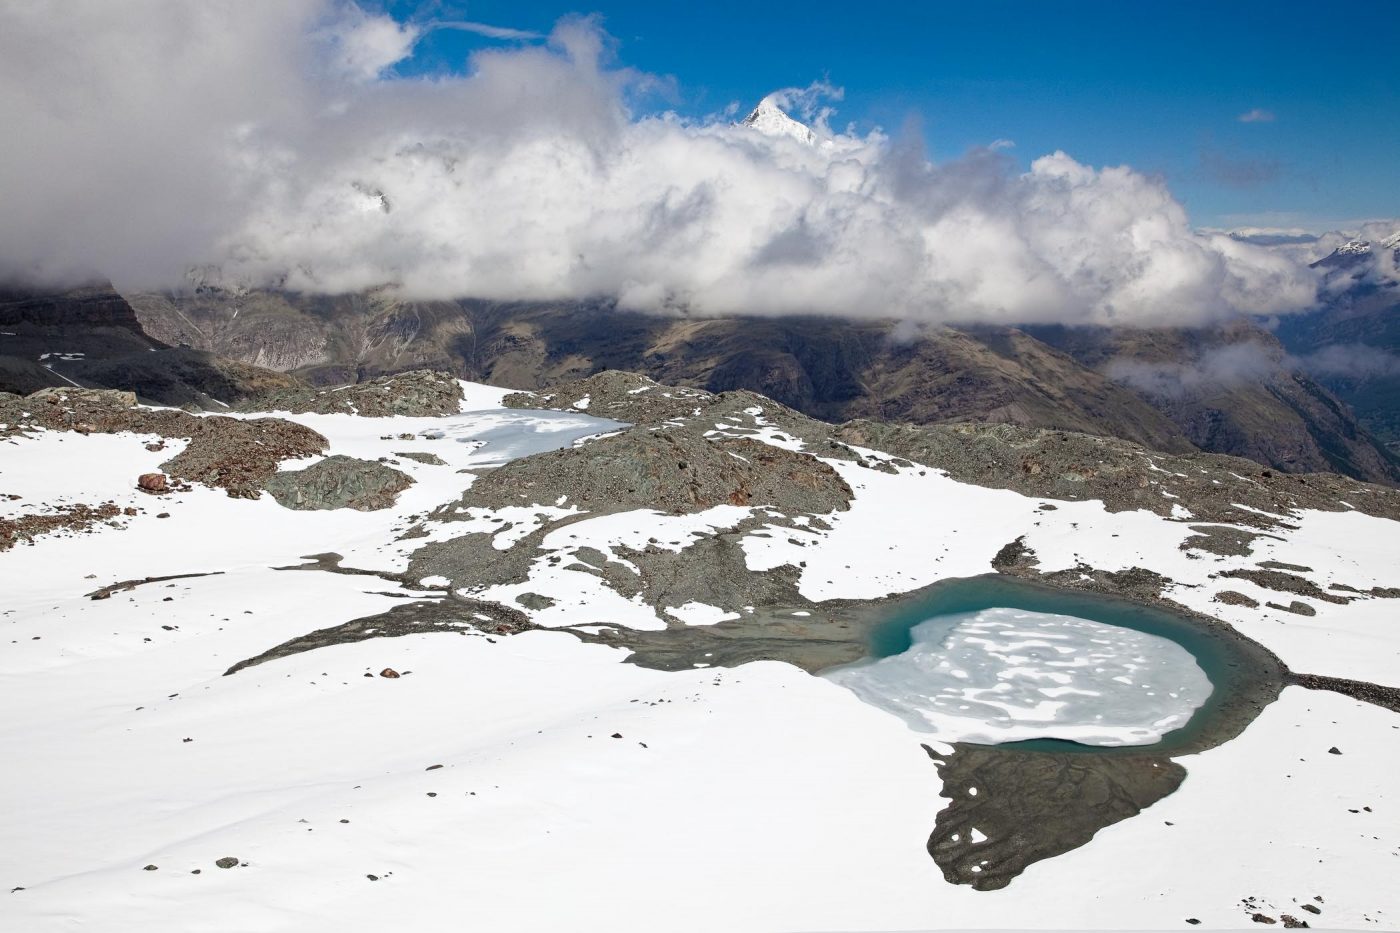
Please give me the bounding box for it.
[383,0,1398,231]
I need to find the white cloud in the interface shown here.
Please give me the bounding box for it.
[1238,108,1276,123]
[322,6,421,81]
[0,2,1320,326]
[430,20,543,41]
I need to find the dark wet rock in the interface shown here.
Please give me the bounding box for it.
[379,668,400,679]
[1257,560,1314,572]
[1266,600,1317,617]
[925,742,1187,891]
[263,456,413,511]
[1023,564,1174,603]
[1328,746,1342,755]
[1252,913,1277,925]
[215,857,239,869]
[1220,569,1349,605]
[991,536,1039,572]
[1181,525,1274,558]
[222,598,532,675]
[1215,590,1260,609]
[86,571,223,600]
[394,451,447,466]
[237,369,463,417]
[1288,672,1400,713]
[1301,904,1321,915]
[143,864,158,871]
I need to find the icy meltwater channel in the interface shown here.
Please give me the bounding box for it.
[828,606,1212,747]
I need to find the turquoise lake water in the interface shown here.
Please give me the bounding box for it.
[850,575,1263,755]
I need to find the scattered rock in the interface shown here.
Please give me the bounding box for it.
[1328,746,1341,755]
[1265,600,1317,617]
[379,668,400,679]
[142,864,158,871]
[1215,590,1260,608]
[215,857,239,869]
[1301,904,1321,915]
[1221,568,1349,605]
[515,592,557,611]
[1,501,123,551]
[395,451,447,466]
[1251,913,1277,925]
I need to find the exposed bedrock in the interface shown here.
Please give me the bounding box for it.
[443,423,853,517]
[1,387,326,497]
[510,370,1400,528]
[236,369,464,417]
[263,455,413,511]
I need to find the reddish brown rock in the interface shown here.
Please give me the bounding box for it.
[137,472,168,493]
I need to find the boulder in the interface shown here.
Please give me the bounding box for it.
[137,472,168,493]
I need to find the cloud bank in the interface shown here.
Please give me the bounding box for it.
[0,1,1319,326]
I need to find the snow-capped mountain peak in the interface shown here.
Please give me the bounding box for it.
[1383,230,1400,250]
[740,96,816,145]
[1338,239,1372,255]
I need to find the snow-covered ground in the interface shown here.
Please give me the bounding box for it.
[2,381,1397,931]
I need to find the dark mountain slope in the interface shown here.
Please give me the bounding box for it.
[0,284,300,407]
[124,285,1398,483]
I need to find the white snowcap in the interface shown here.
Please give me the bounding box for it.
[740,96,816,145]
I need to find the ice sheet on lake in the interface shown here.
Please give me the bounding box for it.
[826,607,1212,747]
[437,409,628,468]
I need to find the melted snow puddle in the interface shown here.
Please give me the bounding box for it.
[827,607,1212,747]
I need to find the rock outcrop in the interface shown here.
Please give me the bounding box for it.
[238,370,462,417]
[263,456,414,511]
[1,387,326,497]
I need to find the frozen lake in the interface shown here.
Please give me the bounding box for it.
[827,606,1213,747]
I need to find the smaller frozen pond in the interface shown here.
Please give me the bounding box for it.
[428,409,629,468]
[263,406,629,475]
[827,607,1213,747]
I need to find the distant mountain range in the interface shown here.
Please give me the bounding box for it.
[4,276,1396,486]
[1273,231,1400,457]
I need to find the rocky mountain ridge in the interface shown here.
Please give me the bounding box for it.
[123,285,1400,485]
